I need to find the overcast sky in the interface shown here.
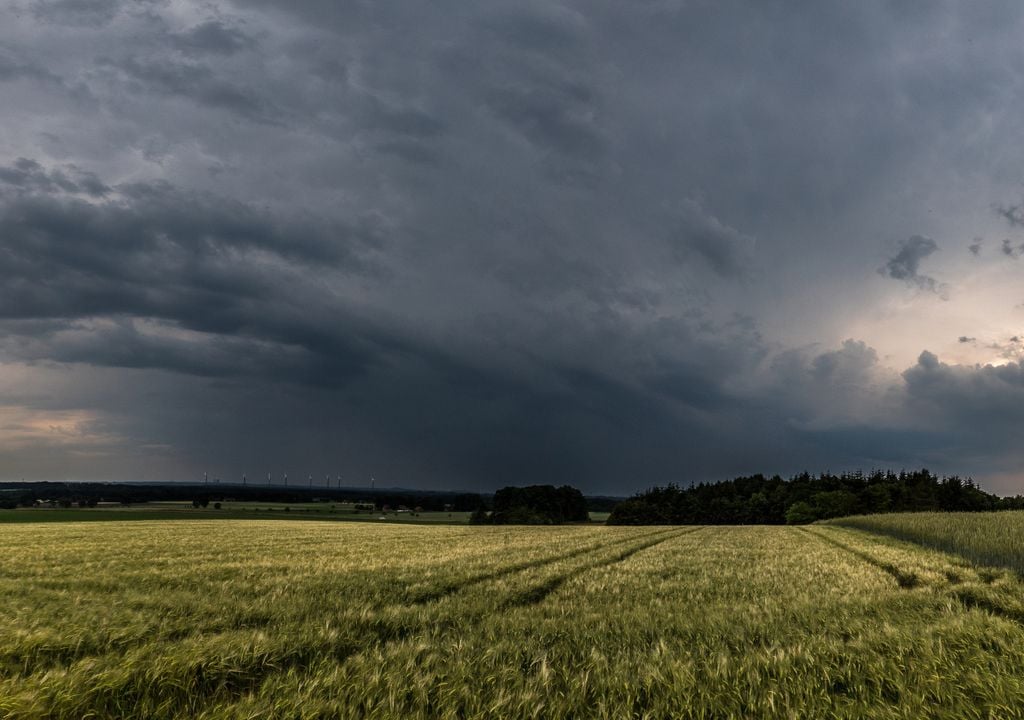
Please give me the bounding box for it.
[3,1,1024,494]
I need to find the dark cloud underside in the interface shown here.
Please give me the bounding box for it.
[2,1,1024,492]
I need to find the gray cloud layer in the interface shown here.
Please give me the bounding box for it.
[881,236,949,299]
[2,1,1024,492]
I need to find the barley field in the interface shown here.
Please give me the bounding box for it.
[829,510,1024,574]
[4,520,1024,718]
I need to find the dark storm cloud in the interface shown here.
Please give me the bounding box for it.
[969,238,983,255]
[5,0,1024,490]
[0,163,780,484]
[360,99,446,140]
[793,425,952,466]
[959,336,976,344]
[0,166,367,273]
[356,98,448,165]
[671,199,755,277]
[344,357,699,486]
[0,315,412,395]
[881,236,949,298]
[0,54,63,85]
[97,57,274,123]
[429,4,611,182]
[810,340,878,383]
[32,0,120,27]
[172,21,254,57]
[0,158,109,197]
[482,75,605,161]
[995,201,1024,228]
[1001,239,1024,258]
[0,161,394,383]
[902,353,1024,452]
[4,318,300,379]
[766,340,887,422]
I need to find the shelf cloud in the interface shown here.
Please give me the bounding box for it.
[3,1,1024,493]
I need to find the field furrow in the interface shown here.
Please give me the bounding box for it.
[499,527,699,608]
[810,523,1024,643]
[197,526,1024,719]
[0,522,622,677]
[0,524,691,718]
[405,527,677,605]
[800,527,924,588]
[6,517,1024,718]
[829,511,1024,574]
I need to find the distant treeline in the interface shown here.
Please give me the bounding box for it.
[607,470,1024,525]
[470,485,590,525]
[0,482,485,512]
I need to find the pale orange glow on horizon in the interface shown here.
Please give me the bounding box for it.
[0,406,120,452]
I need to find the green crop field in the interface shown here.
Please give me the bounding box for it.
[5,517,1024,718]
[829,510,1024,575]
[0,505,475,525]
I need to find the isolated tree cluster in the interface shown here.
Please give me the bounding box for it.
[471,484,589,525]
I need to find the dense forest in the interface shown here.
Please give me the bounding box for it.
[471,485,590,525]
[607,470,1024,525]
[7,471,1018,526]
